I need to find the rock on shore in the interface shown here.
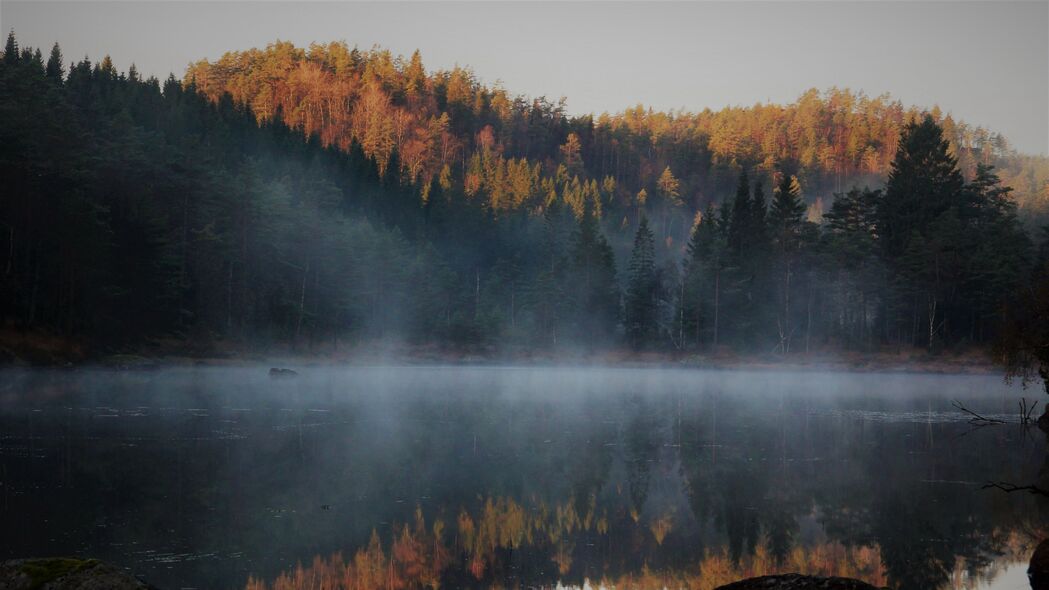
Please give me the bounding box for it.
[0,558,152,590]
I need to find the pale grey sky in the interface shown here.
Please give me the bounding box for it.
[3,1,1047,154]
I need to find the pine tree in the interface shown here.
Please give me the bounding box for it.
[45,42,64,81]
[748,181,768,247]
[769,175,806,352]
[3,31,17,64]
[626,215,657,348]
[877,114,964,260]
[405,49,425,100]
[656,165,682,240]
[680,207,726,348]
[823,187,881,350]
[568,202,619,340]
[727,170,751,256]
[769,175,805,244]
[995,232,1049,393]
[98,54,116,78]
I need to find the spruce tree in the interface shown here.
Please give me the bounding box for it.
[727,169,751,256]
[626,215,657,348]
[769,175,805,245]
[877,114,964,260]
[656,165,682,240]
[749,181,768,238]
[569,202,619,340]
[769,175,806,352]
[45,43,64,81]
[2,30,19,65]
[680,207,726,348]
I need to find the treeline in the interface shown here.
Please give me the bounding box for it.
[0,34,1045,357]
[184,40,1049,224]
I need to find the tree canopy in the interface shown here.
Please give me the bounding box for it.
[1,33,1045,366]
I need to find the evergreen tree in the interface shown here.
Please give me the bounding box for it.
[996,231,1049,393]
[45,43,63,81]
[0,34,1041,360]
[568,203,619,341]
[723,171,772,347]
[769,175,807,352]
[3,30,17,64]
[679,207,726,348]
[727,169,751,256]
[656,165,682,240]
[877,114,964,261]
[404,49,426,100]
[626,215,657,348]
[822,187,882,349]
[769,175,805,244]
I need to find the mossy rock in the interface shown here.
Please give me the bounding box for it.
[0,558,152,590]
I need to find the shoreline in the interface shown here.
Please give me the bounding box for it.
[0,330,1006,377]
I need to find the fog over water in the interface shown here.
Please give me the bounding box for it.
[0,366,1045,589]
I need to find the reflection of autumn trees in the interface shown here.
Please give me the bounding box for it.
[246,495,892,590]
[228,379,1049,589]
[247,520,1036,590]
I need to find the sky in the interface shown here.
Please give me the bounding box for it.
[3,1,1048,155]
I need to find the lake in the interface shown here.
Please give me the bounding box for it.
[0,366,1043,589]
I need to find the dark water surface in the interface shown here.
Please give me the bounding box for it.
[0,366,1044,589]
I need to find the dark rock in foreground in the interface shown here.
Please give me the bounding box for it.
[716,573,886,590]
[1031,538,1049,589]
[0,558,152,590]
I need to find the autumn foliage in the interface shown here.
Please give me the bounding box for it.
[185,41,1049,215]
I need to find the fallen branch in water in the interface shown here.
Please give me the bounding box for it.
[983,481,1049,498]
[1020,397,1039,425]
[952,400,1006,424]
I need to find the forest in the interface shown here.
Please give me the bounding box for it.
[3,33,1049,363]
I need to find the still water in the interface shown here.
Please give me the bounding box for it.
[0,366,1044,589]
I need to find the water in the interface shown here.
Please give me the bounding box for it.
[0,366,1044,590]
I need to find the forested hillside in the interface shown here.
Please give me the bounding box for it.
[184,40,1049,221]
[2,33,1048,358]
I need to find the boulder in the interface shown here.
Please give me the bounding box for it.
[1031,539,1049,589]
[715,573,886,590]
[1038,405,1049,433]
[0,558,153,590]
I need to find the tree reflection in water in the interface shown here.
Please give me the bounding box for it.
[0,368,1043,589]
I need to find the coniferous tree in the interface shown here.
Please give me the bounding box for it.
[626,215,657,348]
[769,175,806,352]
[656,165,682,240]
[727,170,751,257]
[878,114,965,261]
[568,202,619,341]
[879,116,953,348]
[823,187,882,349]
[45,43,63,81]
[723,172,772,347]
[680,207,727,349]
[0,33,1043,360]
[3,31,18,64]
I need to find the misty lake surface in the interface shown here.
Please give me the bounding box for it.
[0,366,1044,589]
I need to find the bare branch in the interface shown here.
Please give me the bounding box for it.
[983,481,1049,498]
[952,400,1006,424]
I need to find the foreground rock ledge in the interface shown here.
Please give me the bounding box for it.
[0,558,153,590]
[716,574,886,590]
